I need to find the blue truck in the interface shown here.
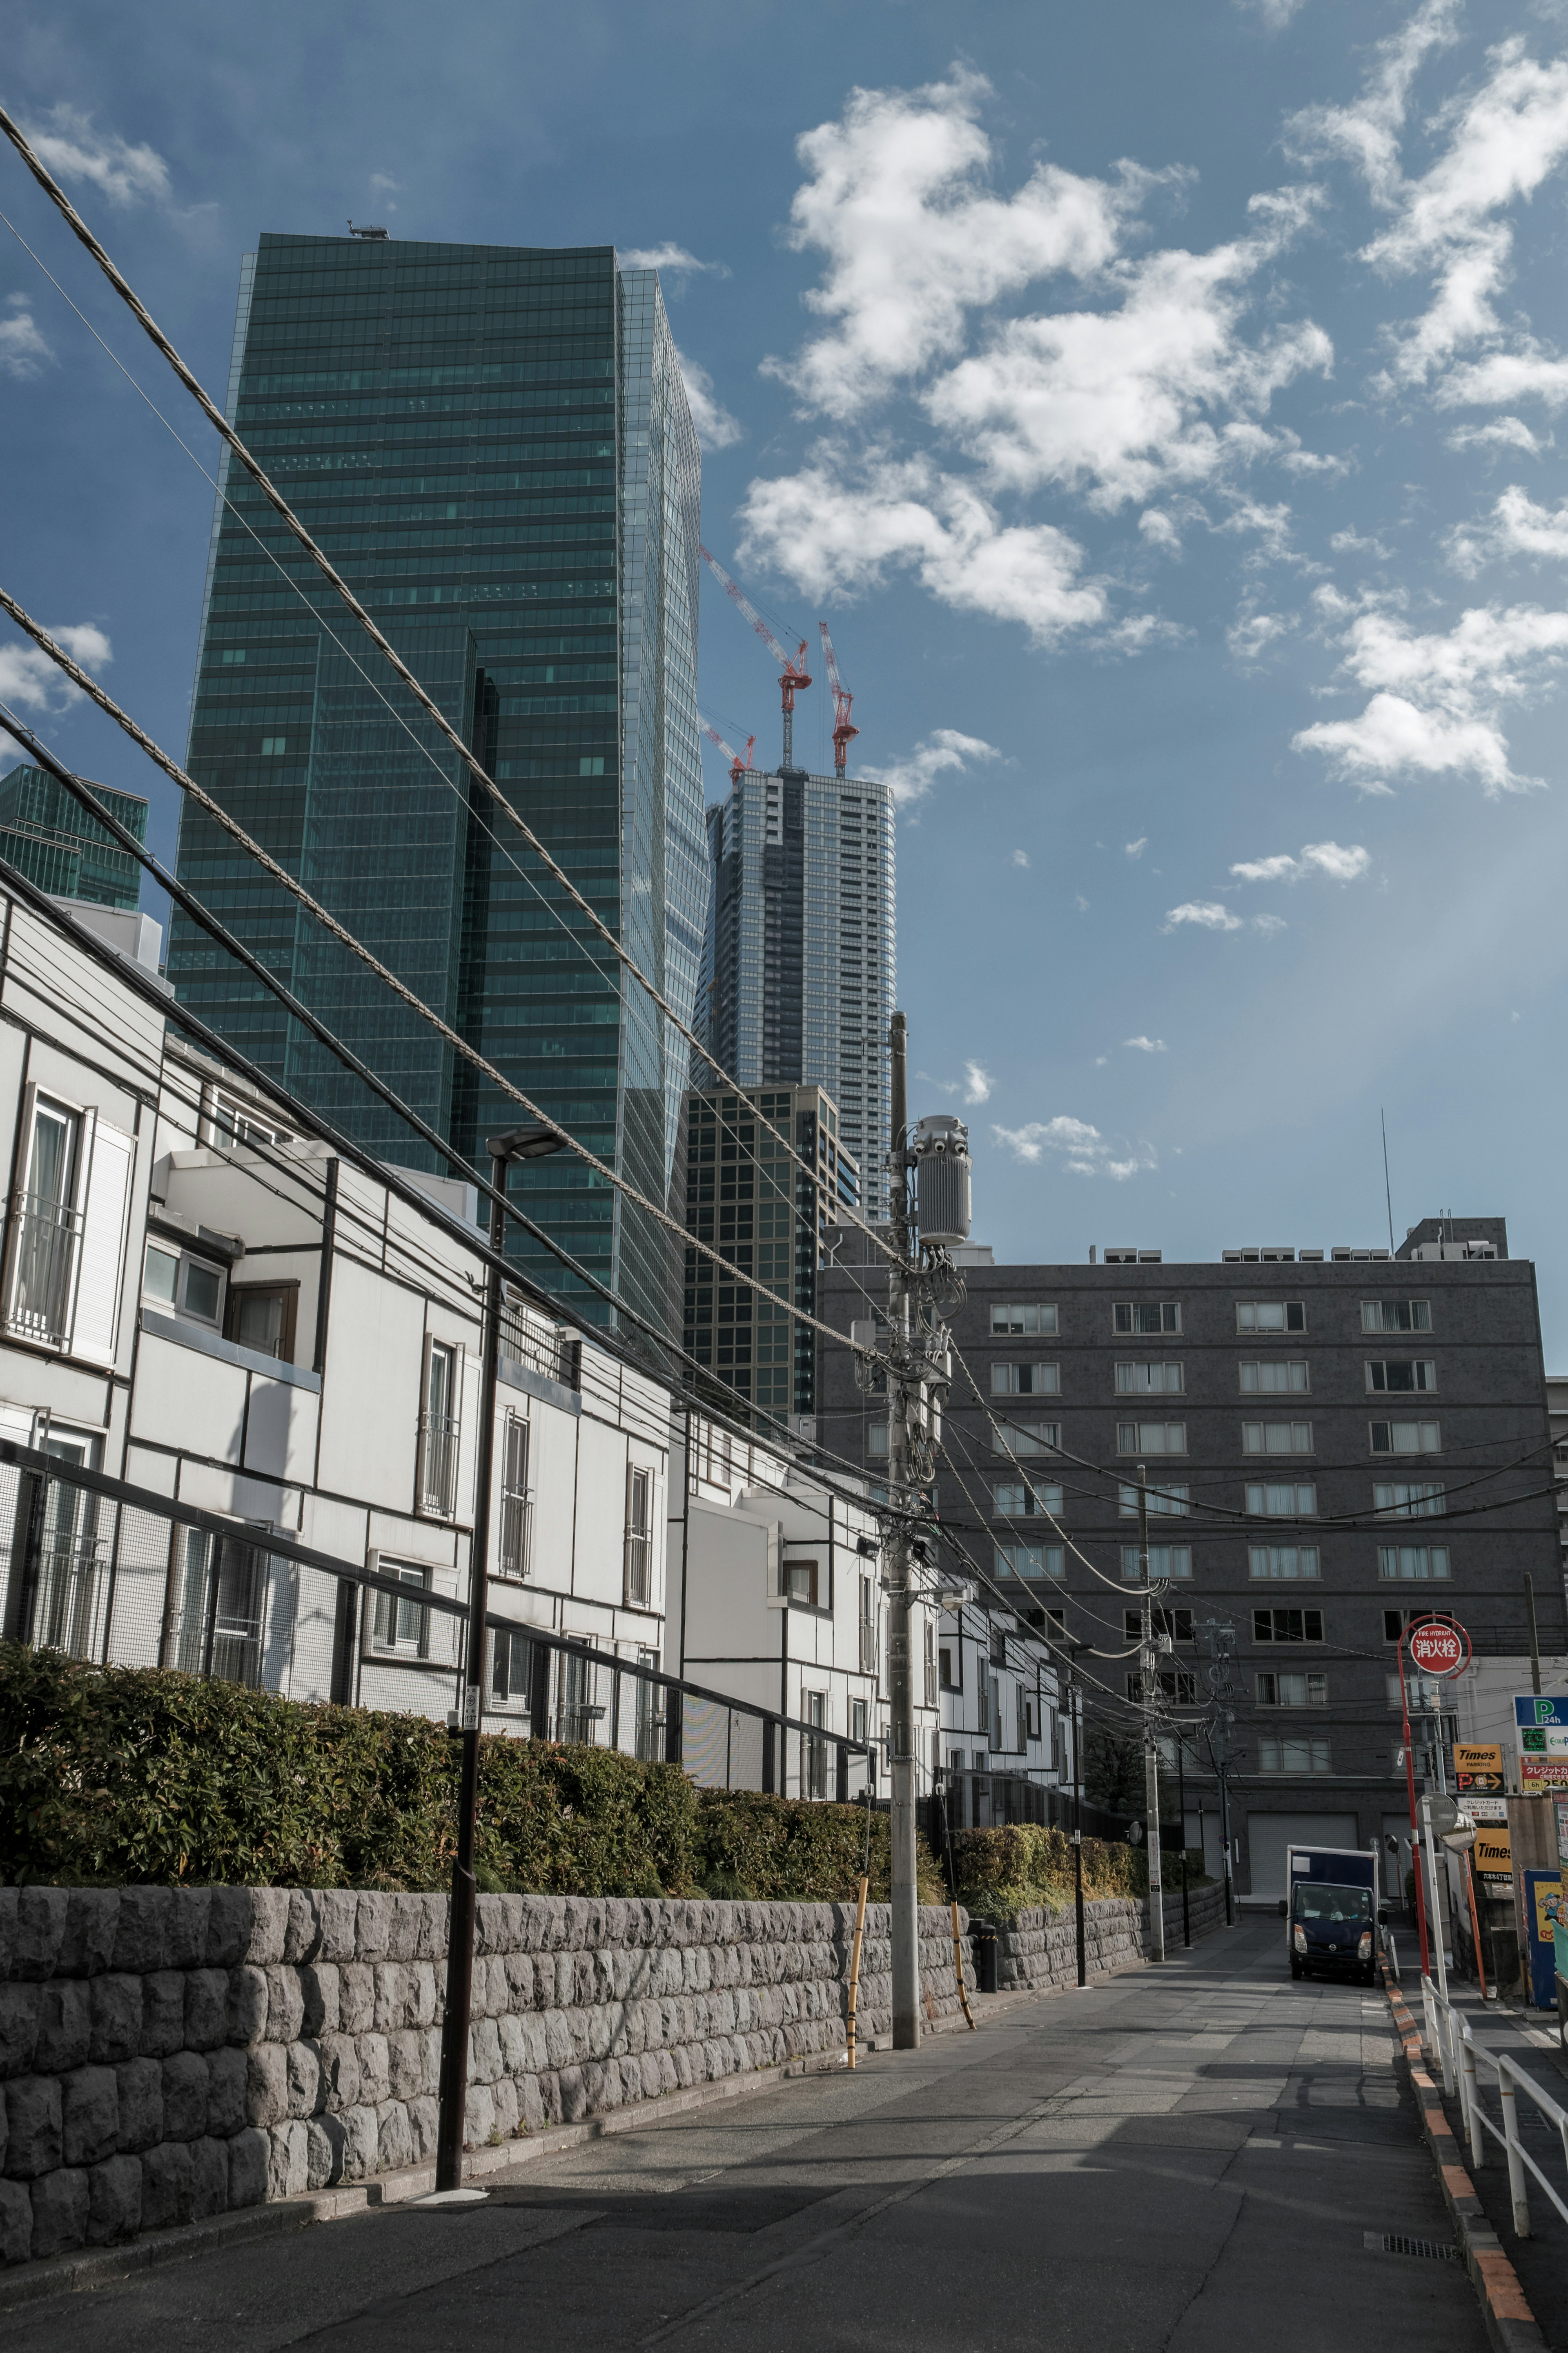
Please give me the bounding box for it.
[1285,1844,1379,1985]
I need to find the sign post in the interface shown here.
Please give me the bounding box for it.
[1401,1617,1472,1986]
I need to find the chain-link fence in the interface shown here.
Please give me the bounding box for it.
[0,1439,874,1802]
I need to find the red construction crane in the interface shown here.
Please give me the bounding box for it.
[817,621,859,778]
[699,714,755,787]
[700,546,812,771]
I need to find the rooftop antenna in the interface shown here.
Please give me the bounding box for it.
[1380,1109,1394,1255]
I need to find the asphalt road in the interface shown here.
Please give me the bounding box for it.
[14,1915,1486,2353]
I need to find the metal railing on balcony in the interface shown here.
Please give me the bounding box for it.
[416,1412,459,1517]
[6,1193,78,1345]
[497,1488,533,1582]
[497,1302,578,1390]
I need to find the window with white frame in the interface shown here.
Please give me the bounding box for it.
[859,1574,876,1672]
[1116,1421,1186,1454]
[1373,1481,1445,1519]
[1378,1544,1450,1581]
[5,1091,134,1365]
[1240,1361,1309,1394]
[991,1419,1059,1455]
[867,1420,889,1456]
[371,1563,432,1657]
[1367,1359,1437,1393]
[1256,1669,1326,1707]
[1371,1420,1441,1455]
[849,1695,869,1745]
[1234,1300,1305,1333]
[784,1556,822,1605]
[1119,1544,1192,1580]
[924,1619,936,1706]
[1361,1298,1431,1333]
[143,1240,225,1329]
[1246,1480,1316,1516]
[1258,1734,1332,1772]
[802,1690,829,1800]
[624,1464,652,1606]
[1114,1301,1180,1334]
[497,1414,532,1580]
[993,1483,1062,1519]
[991,1302,1058,1335]
[1115,1362,1184,1394]
[1248,1545,1319,1579]
[416,1339,461,1516]
[995,1542,1065,1580]
[991,1361,1059,1395]
[1242,1422,1313,1455]
[1118,1481,1189,1517]
[209,1090,294,1150]
[490,1625,537,1712]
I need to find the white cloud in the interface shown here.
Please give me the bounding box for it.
[1010,847,1030,867]
[0,624,113,754]
[1438,350,1568,411]
[1075,894,1090,913]
[675,350,742,450]
[1446,416,1550,457]
[19,104,171,206]
[0,297,53,381]
[1331,526,1391,556]
[992,1115,1156,1180]
[739,449,1108,644]
[1252,912,1288,936]
[962,1061,993,1105]
[1124,1035,1167,1053]
[1294,598,1568,794]
[620,243,729,278]
[1124,836,1148,859]
[860,725,1000,806]
[1163,901,1244,931]
[1230,839,1371,883]
[766,66,1130,419]
[1227,606,1292,662]
[1139,509,1182,551]
[1449,484,1568,574]
[368,173,400,212]
[1095,1054,1109,1066]
[1237,0,1308,23]
[923,192,1332,512]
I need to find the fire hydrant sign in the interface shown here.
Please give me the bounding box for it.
[1517,1695,1568,1789]
[1408,1618,1469,1676]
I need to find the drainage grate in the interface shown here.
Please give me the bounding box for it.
[1364,2231,1461,2262]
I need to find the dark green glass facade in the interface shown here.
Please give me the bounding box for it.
[171,235,705,1336]
[0,764,148,910]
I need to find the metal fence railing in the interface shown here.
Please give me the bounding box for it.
[0,1438,875,1805]
[1421,1972,1568,2238]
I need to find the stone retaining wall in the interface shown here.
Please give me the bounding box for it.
[993,1882,1227,1994]
[0,1887,972,2268]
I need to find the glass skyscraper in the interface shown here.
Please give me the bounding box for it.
[0,764,147,910]
[171,234,706,1336]
[701,764,894,1217]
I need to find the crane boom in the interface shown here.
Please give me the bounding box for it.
[699,714,755,787]
[700,545,812,768]
[817,619,860,778]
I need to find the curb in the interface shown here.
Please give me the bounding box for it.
[1382,1965,1547,2353]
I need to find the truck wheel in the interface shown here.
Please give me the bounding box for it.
[1290,1957,1303,1980]
[1361,1964,1376,1987]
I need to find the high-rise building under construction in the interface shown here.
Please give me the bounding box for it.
[171,233,706,1336]
[700,763,894,1216]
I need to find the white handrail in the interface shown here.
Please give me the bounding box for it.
[1420,1973,1568,2239]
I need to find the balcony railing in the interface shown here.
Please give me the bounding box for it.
[417,1413,459,1517]
[624,1531,650,1607]
[6,1194,78,1345]
[497,1490,533,1581]
[859,1619,877,1675]
[497,1305,579,1390]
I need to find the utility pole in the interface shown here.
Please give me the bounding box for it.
[885,1011,920,2048]
[1138,1465,1165,1963]
[1201,1617,1238,1927]
[1071,1655,1086,1987]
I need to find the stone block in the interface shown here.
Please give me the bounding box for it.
[241,1889,289,1967]
[140,1970,186,2059]
[284,1890,323,1965]
[227,1964,270,2047]
[87,2151,141,2245]
[470,2017,501,2084]
[246,2043,288,2129]
[557,2066,586,2124]
[265,2119,308,2201]
[463,2081,495,2148]
[227,2127,268,2210]
[184,1968,229,2052]
[62,2065,119,2166]
[377,2098,413,2172]
[35,1978,91,2074]
[299,1963,339,2038]
[305,2113,346,2190]
[0,1984,39,2077]
[491,2077,519,2141]
[88,1974,141,2066]
[518,2076,545,2135]
[58,1890,118,1979]
[408,1963,439,2030]
[207,2045,247,2139]
[355,1894,392,1962]
[407,2096,439,2162]
[205,1888,252,1970]
[0,2176,28,2265]
[317,2032,361,2110]
[4,2074,61,2177]
[356,2034,390,2105]
[316,1889,359,1963]
[13,1889,67,1982]
[141,2139,194,2231]
[339,2104,379,2183]
[503,1953,534,2010]
[373,1962,408,2033]
[286,2041,322,2119]
[163,2050,210,2141]
[29,2166,88,2260]
[386,2030,424,2105]
[189,2135,229,2221]
[166,1890,210,1972]
[107,1889,166,1976]
[338,1962,374,2035]
[0,1889,13,1983]
[417,1896,446,1962]
[265,1967,306,2047]
[114,2056,163,2152]
[386,1900,421,1963]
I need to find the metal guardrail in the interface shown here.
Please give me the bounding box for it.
[1421,1973,1568,2238]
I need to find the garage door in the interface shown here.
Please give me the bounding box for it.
[1247,1811,1360,1897]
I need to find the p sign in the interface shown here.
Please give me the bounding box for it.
[1408,1617,1471,1678]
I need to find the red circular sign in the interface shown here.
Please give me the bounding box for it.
[1408,1617,1470,1677]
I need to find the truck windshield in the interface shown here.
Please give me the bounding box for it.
[1292,1884,1372,1924]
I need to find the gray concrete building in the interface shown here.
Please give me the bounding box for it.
[817,1217,1562,1899]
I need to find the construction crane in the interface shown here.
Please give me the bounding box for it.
[699,714,755,787]
[700,546,812,771]
[817,622,859,778]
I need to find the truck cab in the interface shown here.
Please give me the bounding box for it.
[1285,1845,1378,1985]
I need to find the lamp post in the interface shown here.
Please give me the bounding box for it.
[430,1121,564,2201]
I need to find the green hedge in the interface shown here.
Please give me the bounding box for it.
[947,1823,1149,1925]
[0,1647,942,1901]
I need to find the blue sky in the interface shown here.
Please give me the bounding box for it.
[5,2,1568,1343]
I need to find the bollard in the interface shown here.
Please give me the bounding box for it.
[969,1916,998,1996]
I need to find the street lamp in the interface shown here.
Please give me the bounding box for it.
[430,1120,564,2201]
